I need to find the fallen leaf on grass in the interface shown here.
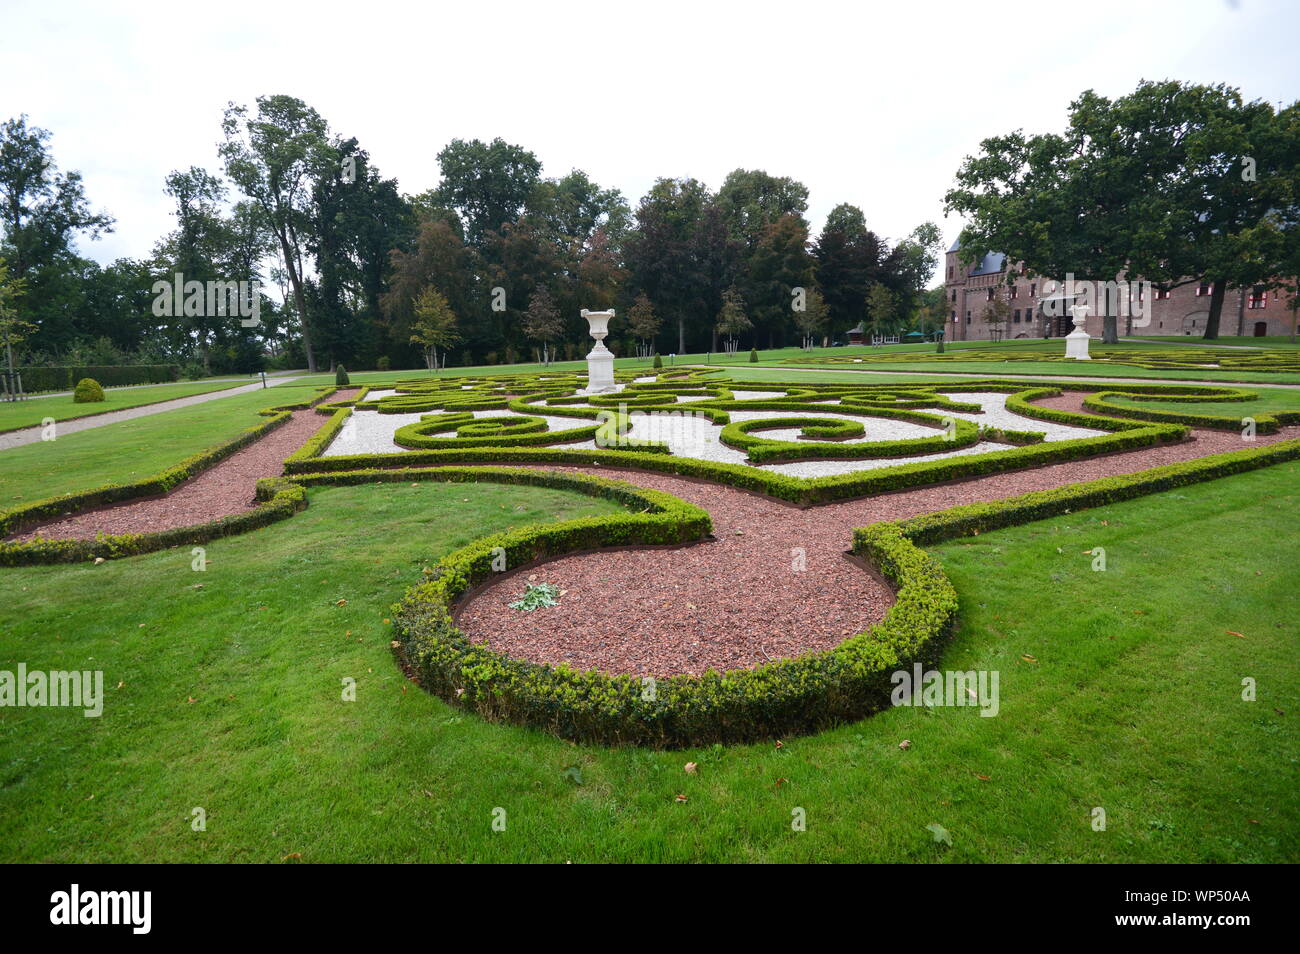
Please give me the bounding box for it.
[899,740,911,750]
[674,793,688,803]
[1226,630,1246,639]
[1021,654,1038,664]
[684,762,698,775]
[926,822,952,846]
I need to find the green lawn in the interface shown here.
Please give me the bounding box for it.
[0,382,313,505]
[1106,387,1300,418]
[1,463,1294,862]
[0,379,248,433]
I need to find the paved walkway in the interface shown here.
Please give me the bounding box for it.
[0,377,303,452]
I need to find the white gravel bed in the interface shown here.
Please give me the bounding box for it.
[320,391,1106,472]
[323,407,602,456]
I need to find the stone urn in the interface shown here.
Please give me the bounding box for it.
[581,308,617,392]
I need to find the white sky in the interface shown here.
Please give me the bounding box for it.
[2,0,1296,286]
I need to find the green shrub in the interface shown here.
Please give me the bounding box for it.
[335,364,350,386]
[652,354,663,369]
[376,356,391,372]
[73,378,105,403]
[749,347,758,363]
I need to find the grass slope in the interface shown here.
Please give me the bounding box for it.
[1,464,1294,862]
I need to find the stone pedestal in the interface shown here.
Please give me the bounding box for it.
[1064,305,1091,360]
[585,341,615,391]
[581,309,617,392]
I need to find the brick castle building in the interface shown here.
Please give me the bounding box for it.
[944,241,1296,341]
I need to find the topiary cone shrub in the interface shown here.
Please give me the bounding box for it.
[652,354,663,369]
[73,378,105,403]
[335,364,350,386]
[749,347,758,363]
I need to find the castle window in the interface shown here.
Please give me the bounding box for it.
[1248,286,1267,309]
[1196,281,1213,297]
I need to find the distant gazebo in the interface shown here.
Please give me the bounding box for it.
[847,323,866,345]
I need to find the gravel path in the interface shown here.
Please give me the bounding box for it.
[0,377,304,451]
[9,390,359,541]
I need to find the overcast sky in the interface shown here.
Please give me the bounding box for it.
[2,0,1296,285]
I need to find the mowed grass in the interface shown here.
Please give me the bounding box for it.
[1106,387,1300,419]
[1,465,1296,863]
[0,382,318,505]
[0,379,248,433]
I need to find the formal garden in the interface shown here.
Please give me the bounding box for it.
[1,354,1297,862]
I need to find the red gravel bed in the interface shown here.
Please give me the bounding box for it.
[454,400,1299,677]
[10,391,359,542]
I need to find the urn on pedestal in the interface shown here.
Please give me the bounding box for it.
[581,308,617,392]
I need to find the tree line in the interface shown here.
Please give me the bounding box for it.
[0,96,942,375]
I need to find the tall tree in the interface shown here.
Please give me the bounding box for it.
[813,204,883,339]
[715,169,810,248]
[624,178,712,354]
[745,213,814,347]
[153,167,229,372]
[0,115,114,352]
[433,138,541,247]
[220,95,333,370]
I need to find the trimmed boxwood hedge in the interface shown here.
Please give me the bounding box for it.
[17,364,181,394]
[391,434,1300,747]
[1082,389,1300,432]
[720,411,982,462]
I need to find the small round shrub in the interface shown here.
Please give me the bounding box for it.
[73,378,105,403]
[335,364,350,385]
[652,354,663,369]
[749,347,759,363]
[376,356,391,372]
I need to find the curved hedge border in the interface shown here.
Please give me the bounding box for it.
[719,411,983,462]
[390,435,1300,747]
[1082,389,1300,432]
[0,385,339,563]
